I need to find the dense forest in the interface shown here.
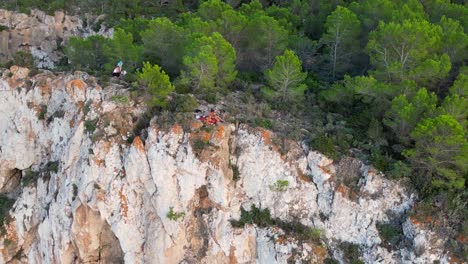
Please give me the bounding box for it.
[1,0,467,258]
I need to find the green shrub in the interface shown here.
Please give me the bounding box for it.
[12,51,35,69]
[84,120,97,134]
[230,163,240,181]
[170,94,199,113]
[0,195,15,231]
[45,161,59,173]
[167,207,185,221]
[252,118,274,129]
[269,180,289,192]
[377,222,402,248]
[339,242,364,264]
[111,95,129,104]
[38,105,47,120]
[324,258,339,264]
[312,135,338,160]
[83,100,92,116]
[230,205,274,228]
[22,168,40,186]
[192,139,210,156]
[231,205,323,243]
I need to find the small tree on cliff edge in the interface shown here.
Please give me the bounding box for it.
[137,62,174,108]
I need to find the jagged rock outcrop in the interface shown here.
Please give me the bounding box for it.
[0,9,110,69]
[0,67,457,263]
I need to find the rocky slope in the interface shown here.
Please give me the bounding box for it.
[0,9,109,69]
[0,67,456,263]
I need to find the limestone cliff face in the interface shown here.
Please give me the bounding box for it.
[0,9,109,69]
[0,67,453,263]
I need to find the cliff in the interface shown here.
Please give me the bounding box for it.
[0,9,109,69]
[0,66,454,263]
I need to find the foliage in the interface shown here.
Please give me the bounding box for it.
[320,6,361,80]
[166,207,185,221]
[4,0,468,251]
[180,44,218,93]
[181,32,237,92]
[377,222,403,249]
[269,180,289,192]
[264,50,306,107]
[405,115,467,192]
[384,88,438,145]
[11,51,35,69]
[191,139,211,157]
[231,205,324,242]
[339,242,364,264]
[84,120,97,134]
[65,35,109,74]
[38,104,47,120]
[0,195,15,231]
[137,62,174,108]
[103,28,143,73]
[367,19,450,88]
[230,163,240,181]
[111,95,129,104]
[141,18,186,76]
[169,94,199,113]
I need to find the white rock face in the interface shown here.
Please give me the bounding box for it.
[0,68,453,263]
[0,9,111,69]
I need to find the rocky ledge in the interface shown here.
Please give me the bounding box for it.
[0,67,455,263]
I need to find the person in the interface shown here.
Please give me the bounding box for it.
[206,109,224,125]
[112,65,121,78]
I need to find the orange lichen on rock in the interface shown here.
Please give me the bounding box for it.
[456,234,467,244]
[171,124,183,135]
[119,187,129,221]
[212,125,225,141]
[276,236,287,245]
[132,136,145,152]
[260,128,273,145]
[228,245,238,264]
[318,165,332,175]
[311,244,328,262]
[297,168,312,182]
[190,120,203,131]
[409,215,424,226]
[335,184,348,197]
[66,79,87,91]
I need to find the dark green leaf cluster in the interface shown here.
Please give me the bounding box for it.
[231,205,323,243]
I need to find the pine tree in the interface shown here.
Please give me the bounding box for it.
[264,50,307,107]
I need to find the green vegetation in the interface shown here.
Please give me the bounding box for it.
[38,104,47,120]
[22,161,59,187]
[2,0,467,256]
[111,95,129,104]
[269,180,289,192]
[0,195,15,231]
[167,207,185,221]
[339,242,364,264]
[230,163,240,181]
[84,120,97,134]
[377,222,403,249]
[137,62,174,108]
[231,205,324,243]
[191,139,211,157]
